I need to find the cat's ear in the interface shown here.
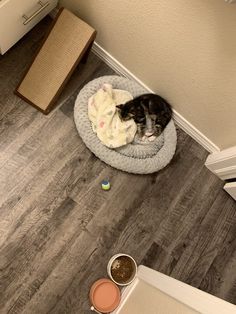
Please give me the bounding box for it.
[116,104,124,110]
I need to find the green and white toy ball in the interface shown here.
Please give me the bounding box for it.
[101,180,111,191]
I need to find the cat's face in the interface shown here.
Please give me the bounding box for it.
[116,104,135,121]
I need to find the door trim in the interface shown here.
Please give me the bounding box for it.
[205,146,236,180]
[224,182,236,201]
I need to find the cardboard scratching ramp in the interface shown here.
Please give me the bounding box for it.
[16,8,96,114]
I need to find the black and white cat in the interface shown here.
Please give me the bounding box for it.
[116,93,172,138]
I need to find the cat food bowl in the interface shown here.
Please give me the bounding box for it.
[107,254,137,286]
[89,278,121,313]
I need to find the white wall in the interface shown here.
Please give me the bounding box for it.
[60,0,236,150]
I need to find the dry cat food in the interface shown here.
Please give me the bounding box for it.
[111,256,135,284]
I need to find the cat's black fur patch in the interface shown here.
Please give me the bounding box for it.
[117,93,172,136]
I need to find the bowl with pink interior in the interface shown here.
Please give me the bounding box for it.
[107,254,137,286]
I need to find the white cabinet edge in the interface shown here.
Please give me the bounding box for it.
[113,265,236,314]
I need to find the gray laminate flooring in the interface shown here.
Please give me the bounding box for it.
[0,17,236,314]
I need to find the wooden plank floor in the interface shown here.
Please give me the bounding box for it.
[0,17,236,314]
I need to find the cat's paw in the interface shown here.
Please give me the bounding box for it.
[148,135,156,142]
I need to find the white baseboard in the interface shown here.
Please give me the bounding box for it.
[205,146,236,180]
[92,42,220,153]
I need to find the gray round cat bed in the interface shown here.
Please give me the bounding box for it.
[74,75,177,174]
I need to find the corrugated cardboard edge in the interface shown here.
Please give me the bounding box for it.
[15,7,96,115]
